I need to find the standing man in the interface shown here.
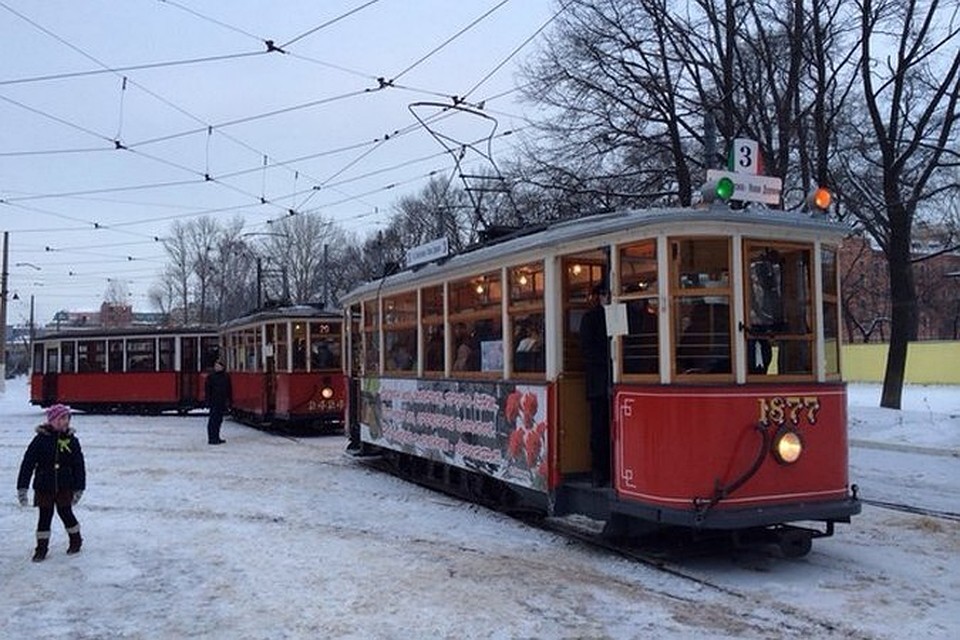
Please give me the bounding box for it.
[579,284,611,487]
[205,359,231,445]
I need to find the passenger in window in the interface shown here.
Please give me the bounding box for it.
[312,341,335,369]
[452,322,476,371]
[425,328,444,371]
[388,339,414,371]
[579,284,611,487]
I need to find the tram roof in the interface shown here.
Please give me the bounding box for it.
[34,325,218,342]
[219,304,340,330]
[341,203,850,303]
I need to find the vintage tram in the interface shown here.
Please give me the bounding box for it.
[30,326,220,414]
[219,304,346,432]
[341,201,861,556]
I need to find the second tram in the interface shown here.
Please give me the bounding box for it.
[30,327,220,414]
[341,202,861,556]
[220,305,346,432]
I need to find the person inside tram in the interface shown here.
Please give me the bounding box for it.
[579,283,611,487]
[452,322,476,371]
[515,319,543,372]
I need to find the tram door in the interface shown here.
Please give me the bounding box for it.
[180,337,200,405]
[558,251,608,477]
[41,344,60,405]
[264,324,277,418]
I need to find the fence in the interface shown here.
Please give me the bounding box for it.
[842,342,960,384]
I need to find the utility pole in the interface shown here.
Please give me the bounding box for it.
[0,231,8,393]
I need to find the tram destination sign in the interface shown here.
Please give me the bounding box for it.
[406,237,449,267]
[706,169,782,205]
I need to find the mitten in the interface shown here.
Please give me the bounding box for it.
[72,490,83,506]
[18,489,28,507]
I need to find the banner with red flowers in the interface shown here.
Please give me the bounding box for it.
[359,377,550,492]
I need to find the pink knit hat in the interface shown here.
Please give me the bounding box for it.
[45,404,72,423]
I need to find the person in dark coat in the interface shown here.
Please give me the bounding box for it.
[17,404,86,561]
[579,284,611,487]
[205,359,232,445]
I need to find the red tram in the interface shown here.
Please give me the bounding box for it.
[30,327,220,414]
[341,201,861,556]
[220,305,346,432]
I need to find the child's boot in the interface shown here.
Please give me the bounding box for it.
[32,532,50,562]
[66,525,82,555]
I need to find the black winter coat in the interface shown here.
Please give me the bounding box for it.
[579,304,611,399]
[205,370,232,411]
[17,425,86,494]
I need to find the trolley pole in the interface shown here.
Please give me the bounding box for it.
[0,231,9,393]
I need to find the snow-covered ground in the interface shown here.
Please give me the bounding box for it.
[0,378,956,639]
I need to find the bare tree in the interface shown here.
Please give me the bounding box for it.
[838,0,960,408]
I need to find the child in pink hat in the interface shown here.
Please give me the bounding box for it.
[16,404,86,561]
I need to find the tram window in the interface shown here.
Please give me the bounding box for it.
[126,339,155,372]
[512,314,544,373]
[620,241,658,376]
[745,242,814,376]
[363,299,380,375]
[422,286,444,375]
[675,297,731,374]
[671,238,731,377]
[509,263,545,376]
[201,337,220,370]
[822,247,840,376]
[78,340,106,372]
[45,348,60,374]
[563,253,607,371]
[159,338,175,371]
[292,322,308,371]
[244,329,259,371]
[61,342,76,374]
[274,323,289,372]
[384,292,417,374]
[33,343,43,373]
[310,321,341,371]
[450,272,503,374]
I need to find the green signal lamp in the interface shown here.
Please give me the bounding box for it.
[715,176,735,200]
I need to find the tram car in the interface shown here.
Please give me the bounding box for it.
[341,198,861,557]
[220,304,346,432]
[30,327,220,414]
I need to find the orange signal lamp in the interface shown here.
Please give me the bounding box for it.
[807,187,832,211]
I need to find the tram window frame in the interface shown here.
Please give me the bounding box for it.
[310,320,341,371]
[78,340,106,372]
[563,254,607,373]
[383,291,418,375]
[619,240,659,379]
[363,299,380,375]
[671,237,733,379]
[159,337,175,372]
[292,321,308,372]
[201,337,220,370]
[108,339,125,373]
[126,338,156,372]
[744,240,815,380]
[61,341,76,374]
[449,271,503,376]
[821,246,841,378]
[33,343,43,373]
[509,262,545,377]
[274,323,289,372]
[421,285,444,376]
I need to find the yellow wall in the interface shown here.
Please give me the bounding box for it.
[842,342,960,384]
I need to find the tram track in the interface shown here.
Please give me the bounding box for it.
[860,497,960,522]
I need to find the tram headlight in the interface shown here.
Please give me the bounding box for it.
[772,427,803,464]
[320,386,335,400]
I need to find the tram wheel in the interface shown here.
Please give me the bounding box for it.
[778,529,813,558]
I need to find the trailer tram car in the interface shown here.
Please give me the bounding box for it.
[341,201,861,557]
[220,305,346,432]
[30,327,220,414]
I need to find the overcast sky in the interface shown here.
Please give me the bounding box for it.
[0,0,556,324]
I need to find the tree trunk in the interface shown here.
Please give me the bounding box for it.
[880,211,917,409]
